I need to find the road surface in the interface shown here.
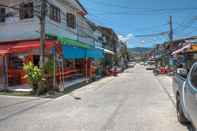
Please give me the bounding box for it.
[0,65,188,131]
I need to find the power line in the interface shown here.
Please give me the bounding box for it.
[87,10,197,16]
[88,9,197,15]
[87,0,197,12]
[89,12,169,33]
[84,1,197,16]
[135,31,169,37]
[132,23,168,32]
[174,17,197,36]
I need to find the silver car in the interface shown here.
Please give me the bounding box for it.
[173,62,197,130]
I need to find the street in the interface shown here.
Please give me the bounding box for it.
[0,65,188,131]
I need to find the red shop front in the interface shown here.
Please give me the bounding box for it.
[0,39,56,89]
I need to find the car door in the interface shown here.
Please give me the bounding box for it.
[172,73,185,95]
[184,63,197,126]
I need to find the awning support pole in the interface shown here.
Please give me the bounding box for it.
[86,57,88,82]
[3,55,8,90]
[53,51,56,90]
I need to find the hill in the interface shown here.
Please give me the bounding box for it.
[128,47,152,54]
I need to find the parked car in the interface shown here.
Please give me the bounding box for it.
[111,66,123,73]
[140,62,144,65]
[128,62,136,68]
[144,61,148,66]
[173,62,197,129]
[146,61,156,70]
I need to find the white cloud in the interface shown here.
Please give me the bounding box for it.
[118,33,133,43]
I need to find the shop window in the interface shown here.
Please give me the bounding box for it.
[67,13,76,29]
[0,8,6,23]
[49,4,61,23]
[19,2,34,20]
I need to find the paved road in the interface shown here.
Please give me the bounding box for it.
[0,65,188,131]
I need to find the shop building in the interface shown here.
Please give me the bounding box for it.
[0,0,104,90]
[97,26,117,74]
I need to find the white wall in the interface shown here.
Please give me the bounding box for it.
[0,0,40,42]
[0,18,40,42]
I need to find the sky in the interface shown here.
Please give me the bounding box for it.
[80,0,197,48]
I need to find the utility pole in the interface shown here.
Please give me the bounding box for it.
[169,16,173,42]
[40,0,47,68]
[140,40,145,61]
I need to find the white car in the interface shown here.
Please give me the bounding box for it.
[140,62,144,65]
[128,62,136,68]
[146,61,156,70]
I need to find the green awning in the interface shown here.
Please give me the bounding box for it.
[47,33,91,49]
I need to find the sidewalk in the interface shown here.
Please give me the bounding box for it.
[155,75,176,105]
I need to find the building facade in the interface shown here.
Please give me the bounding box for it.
[0,0,92,44]
[0,0,101,89]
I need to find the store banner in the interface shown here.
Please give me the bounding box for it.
[62,45,86,59]
[62,45,104,59]
[86,48,104,59]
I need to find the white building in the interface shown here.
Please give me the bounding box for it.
[0,0,95,46]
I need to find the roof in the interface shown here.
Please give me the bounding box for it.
[75,0,88,15]
[98,26,118,40]
[57,0,87,15]
[98,26,113,33]
[83,17,97,31]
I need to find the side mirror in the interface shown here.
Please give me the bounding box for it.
[177,68,188,77]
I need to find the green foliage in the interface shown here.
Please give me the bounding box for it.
[23,62,42,84]
[23,62,43,95]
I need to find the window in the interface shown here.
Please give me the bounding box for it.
[0,8,6,23]
[19,2,34,20]
[49,5,61,23]
[67,13,76,29]
[190,65,197,88]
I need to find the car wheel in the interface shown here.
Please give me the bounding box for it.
[176,94,190,125]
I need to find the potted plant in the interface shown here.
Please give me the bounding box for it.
[23,62,43,95]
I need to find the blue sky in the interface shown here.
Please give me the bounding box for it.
[80,0,197,48]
